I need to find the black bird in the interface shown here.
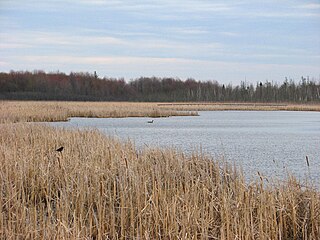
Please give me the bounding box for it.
[56,146,64,152]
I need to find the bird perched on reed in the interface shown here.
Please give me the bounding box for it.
[56,146,64,152]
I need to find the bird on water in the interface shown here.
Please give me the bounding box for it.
[147,120,154,123]
[56,146,64,152]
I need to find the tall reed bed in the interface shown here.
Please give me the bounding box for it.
[159,102,320,112]
[0,101,197,123]
[2,101,320,124]
[1,124,319,239]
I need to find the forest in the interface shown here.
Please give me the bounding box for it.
[0,70,319,102]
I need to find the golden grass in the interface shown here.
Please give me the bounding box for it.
[1,101,320,238]
[1,124,319,239]
[0,101,198,123]
[2,101,320,124]
[158,102,320,112]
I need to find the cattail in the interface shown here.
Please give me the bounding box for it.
[124,156,128,169]
[100,180,103,196]
[306,156,310,167]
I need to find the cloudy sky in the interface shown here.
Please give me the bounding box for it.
[0,0,319,84]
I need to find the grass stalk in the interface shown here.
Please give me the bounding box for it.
[0,124,319,239]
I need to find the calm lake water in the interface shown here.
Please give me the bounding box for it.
[50,111,320,184]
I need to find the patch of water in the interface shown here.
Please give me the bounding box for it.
[50,111,320,185]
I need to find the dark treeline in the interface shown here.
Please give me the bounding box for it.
[1,70,320,102]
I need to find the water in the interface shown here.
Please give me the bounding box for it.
[50,111,320,184]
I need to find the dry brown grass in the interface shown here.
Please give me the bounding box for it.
[158,102,320,112]
[2,101,320,124]
[0,101,198,123]
[1,124,319,239]
[1,101,320,239]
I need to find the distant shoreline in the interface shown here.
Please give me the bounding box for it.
[157,102,320,112]
[2,101,320,124]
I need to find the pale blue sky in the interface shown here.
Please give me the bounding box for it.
[0,0,319,84]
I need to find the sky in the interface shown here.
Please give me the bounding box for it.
[0,0,319,84]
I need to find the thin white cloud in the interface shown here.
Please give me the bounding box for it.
[252,11,320,18]
[0,61,9,67]
[75,0,320,19]
[9,54,320,70]
[226,2,320,19]
[1,0,319,82]
[11,55,187,66]
[0,43,30,49]
[169,27,209,35]
[220,32,240,37]
[4,54,319,83]
[1,31,128,47]
[0,30,225,56]
[81,36,128,45]
[173,2,232,13]
[78,0,111,5]
[297,3,320,10]
[76,0,233,15]
[1,0,70,13]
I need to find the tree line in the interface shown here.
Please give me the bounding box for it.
[0,70,319,102]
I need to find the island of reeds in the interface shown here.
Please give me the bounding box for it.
[1,100,319,239]
[2,101,320,124]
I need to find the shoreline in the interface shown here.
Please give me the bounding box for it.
[158,102,320,112]
[2,100,320,124]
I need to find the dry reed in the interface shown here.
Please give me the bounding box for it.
[2,101,320,124]
[0,101,198,123]
[158,102,320,112]
[1,124,319,239]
